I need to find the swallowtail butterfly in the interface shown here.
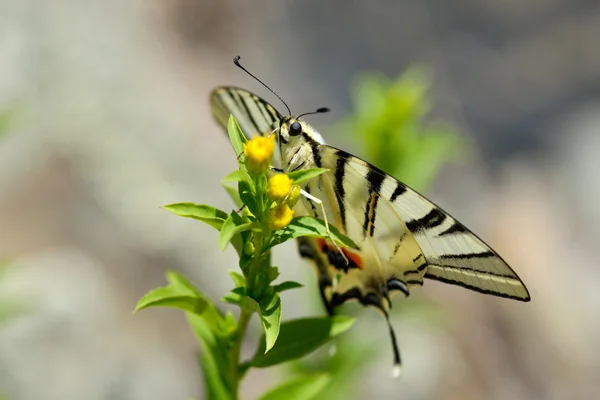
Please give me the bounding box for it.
[210,56,530,374]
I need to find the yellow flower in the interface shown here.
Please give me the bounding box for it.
[268,173,293,202]
[268,203,295,230]
[243,135,275,174]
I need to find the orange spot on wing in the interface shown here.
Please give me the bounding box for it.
[342,248,364,269]
[316,238,328,252]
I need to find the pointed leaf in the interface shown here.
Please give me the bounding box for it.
[228,271,246,287]
[134,285,208,314]
[227,114,248,159]
[222,169,252,184]
[165,270,224,331]
[267,266,280,283]
[163,203,228,230]
[273,281,303,293]
[219,212,254,251]
[258,374,330,400]
[187,313,233,400]
[238,180,259,216]
[267,216,357,251]
[287,168,329,185]
[223,293,260,313]
[258,292,282,353]
[251,316,354,368]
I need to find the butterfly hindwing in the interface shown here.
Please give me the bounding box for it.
[314,145,531,302]
[296,150,427,312]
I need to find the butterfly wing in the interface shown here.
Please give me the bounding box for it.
[211,86,282,138]
[300,144,531,309]
[210,85,530,371]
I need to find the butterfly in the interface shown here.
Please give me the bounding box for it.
[210,56,530,374]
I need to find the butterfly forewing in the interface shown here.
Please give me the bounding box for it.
[211,87,282,139]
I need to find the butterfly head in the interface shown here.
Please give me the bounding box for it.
[278,116,305,145]
[278,110,329,145]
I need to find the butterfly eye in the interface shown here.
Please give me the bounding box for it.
[289,121,302,136]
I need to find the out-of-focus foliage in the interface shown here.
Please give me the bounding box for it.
[0,264,19,324]
[0,112,19,325]
[0,113,14,400]
[336,67,468,192]
[0,108,15,141]
[290,67,466,399]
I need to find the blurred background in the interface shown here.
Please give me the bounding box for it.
[0,1,599,399]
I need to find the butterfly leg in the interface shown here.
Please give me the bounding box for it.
[299,188,349,267]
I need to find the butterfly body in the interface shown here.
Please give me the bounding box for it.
[211,84,530,369]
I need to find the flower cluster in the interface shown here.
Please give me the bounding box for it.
[243,135,300,231]
[266,173,295,230]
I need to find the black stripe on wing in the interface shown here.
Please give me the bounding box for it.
[438,221,469,236]
[210,86,282,139]
[389,183,407,203]
[333,150,350,231]
[362,168,385,237]
[424,272,529,301]
[405,208,447,233]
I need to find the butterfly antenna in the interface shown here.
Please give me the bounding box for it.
[297,107,330,119]
[233,55,292,116]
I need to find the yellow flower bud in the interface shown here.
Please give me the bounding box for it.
[243,136,275,175]
[268,173,293,202]
[268,203,295,230]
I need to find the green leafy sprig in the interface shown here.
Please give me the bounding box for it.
[135,116,356,400]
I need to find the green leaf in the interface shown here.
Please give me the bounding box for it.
[227,293,261,313]
[162,203,228,230]
[221,291,241,306]
[187,313,233,400]
[251,316,354,368]
[238,180,260,217]
[222,169,252,185]
[227,114,248,159]
[258,373,331,400]
[221,287,254,309]
[219,212,254,251]
[163,272,236,399]
[290,337,375,400]
[267,266,280,283]
[268,216,357,250]
[163,204,248,254]
[287,168,329,185]
[228,271,246,287]
[134,285,208,314]
[273,281,303,293]
[136,271,232,400]
[258,292,282,353]
[165,270,224,331]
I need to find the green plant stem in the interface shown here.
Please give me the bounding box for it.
[229,307,253,399]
